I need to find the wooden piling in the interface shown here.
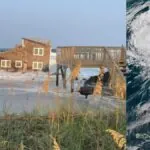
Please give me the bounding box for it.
[56,64,59,87]
[71,79,74,93]
[60,66,67,89]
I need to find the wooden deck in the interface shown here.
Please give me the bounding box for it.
[56,46,126,100]
[56,46,125,67]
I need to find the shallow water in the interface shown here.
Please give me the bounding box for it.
[0,77,125,115]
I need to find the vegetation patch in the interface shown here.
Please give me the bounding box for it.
[0,108,126,150]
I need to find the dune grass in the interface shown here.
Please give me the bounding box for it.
[0,106,126,150]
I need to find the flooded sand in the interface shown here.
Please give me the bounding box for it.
[0,73,125,115]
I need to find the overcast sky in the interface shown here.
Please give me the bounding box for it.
[0,0,126,48]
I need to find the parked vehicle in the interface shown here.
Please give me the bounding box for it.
[79,76,98,98]
[79,70,110,98]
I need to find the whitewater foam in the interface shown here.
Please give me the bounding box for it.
[127,2,150,69]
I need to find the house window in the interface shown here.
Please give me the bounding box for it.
[80,54,84,59]
[33,48,44,56]
[1,60,11,68]
[34,48,39,55]
[32,61,43,70]
[15,60,22,68]
[91,54,96,60]
[74,54,79,59]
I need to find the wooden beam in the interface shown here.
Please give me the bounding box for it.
[71,79,74,93]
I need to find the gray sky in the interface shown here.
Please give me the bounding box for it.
[0,0,126,48]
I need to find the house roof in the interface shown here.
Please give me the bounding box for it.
[22,38,51,46]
